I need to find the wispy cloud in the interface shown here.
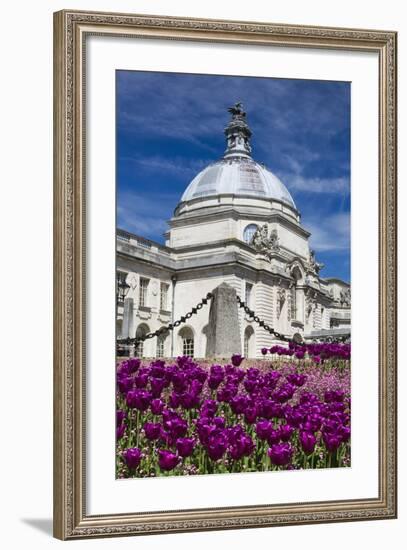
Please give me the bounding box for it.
[305,212,350,252]
[117,190,178,242]
[284,174,350,194]
[119,155,209,180]
[276,151,350,195]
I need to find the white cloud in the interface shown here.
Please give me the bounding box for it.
[284,174,350,194]
[119,155,208,180]
[117,190,178,241]
[305,212,350,252]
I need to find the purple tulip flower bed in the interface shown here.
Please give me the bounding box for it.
[116,347,350,478]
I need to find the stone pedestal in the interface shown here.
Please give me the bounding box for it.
[206,283,241,358]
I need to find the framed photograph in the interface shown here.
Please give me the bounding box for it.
[53,10,397,540]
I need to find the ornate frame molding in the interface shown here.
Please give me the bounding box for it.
[53,9,397,540]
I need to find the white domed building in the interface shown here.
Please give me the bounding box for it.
[117,103,350,358]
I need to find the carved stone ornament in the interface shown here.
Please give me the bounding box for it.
[306,295,316,318]
[340,287,351,306]
[250,224,280,259]
[308,249,324,274]
[126,273,138,289]
[276,288,286,317]
[151,281,159,296]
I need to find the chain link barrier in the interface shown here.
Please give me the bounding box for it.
[236,294,350,345]
[117,292,214,346]
[235,294,304,345]
[117,290,349,350]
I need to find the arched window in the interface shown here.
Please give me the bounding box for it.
[243,224,258,244]
[156,330,167,358]
[179,327,194,358]
[244,325,255,358]
[135,323,149,357]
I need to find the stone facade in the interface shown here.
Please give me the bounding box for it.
[116,104,350,358]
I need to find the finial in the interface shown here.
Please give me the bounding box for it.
[224,102,252,158]
[227,102,246,118]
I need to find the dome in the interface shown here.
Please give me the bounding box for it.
[180,157,296,209]
[177,102,296,211]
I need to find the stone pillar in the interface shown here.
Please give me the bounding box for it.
[206,283,241,359]
[122,297,134,338]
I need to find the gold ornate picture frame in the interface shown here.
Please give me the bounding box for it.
[53,9,397,540]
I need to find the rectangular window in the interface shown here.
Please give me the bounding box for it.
[245,283,253,307]
[160,283,169,310]
[156,337,165,358]
[139,278,149,307]
[244,336,249,358]
[182,338,194,358]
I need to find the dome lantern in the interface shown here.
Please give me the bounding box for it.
[224,102,252,159]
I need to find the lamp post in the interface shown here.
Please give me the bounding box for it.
[170,274,177,357]
[116,273,130,357]
[116,272,130,305]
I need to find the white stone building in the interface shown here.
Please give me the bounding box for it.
[117,103,350,358]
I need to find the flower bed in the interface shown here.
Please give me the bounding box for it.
[116,350,350,478]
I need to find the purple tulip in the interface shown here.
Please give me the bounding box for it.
[165,417,188,438]
[190,379,204,396]
[256,420,272,440]
[158,450,180,471]
[143,422,161,441]
[243,405,257,424]
[230,394,248,414]
[261,399,283,419]
[267,443,293,466]
[206,433,228,460]
[267,428,281,445]
[179,391,200,410]
[231,354,244,366]
[213,416,226,429]
[229,433,255,460]
[150,377,166,397]
[159,428,175,447]
[243,378,258,393]
[324,390,345,403]
[176,437,195,457]
[261,348,268,356]
[116,409,126,425]
[150,398,164,415]
[279,424,294,442]
[134,373,149,388]
[340,426,351,442]
[299,431,317,454]
[117,375,133,394]
[127,358,141,373]
[123,447,142,469]
[126,389,152,411]
[200,399,218,417]
[322,432,342,453]
[208,374,223,390]
[116,423,126,440]
[286,373,307,387]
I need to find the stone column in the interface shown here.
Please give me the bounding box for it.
[206,282,241,359]
[122,297,134,338]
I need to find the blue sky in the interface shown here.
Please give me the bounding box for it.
[117,70,350,283]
